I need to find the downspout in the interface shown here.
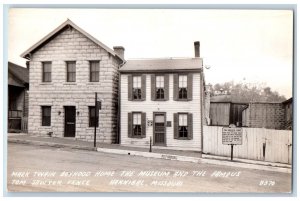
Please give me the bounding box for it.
[200,68,204,157]
[117,60,126,144]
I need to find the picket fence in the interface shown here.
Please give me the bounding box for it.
[203,126,292,164]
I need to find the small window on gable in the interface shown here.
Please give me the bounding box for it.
[66,61,76,82]
[133,76,142,100]
[42,62,52,82]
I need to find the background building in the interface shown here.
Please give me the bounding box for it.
[8,62,29,132]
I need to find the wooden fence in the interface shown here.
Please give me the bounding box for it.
[203,126,292,164]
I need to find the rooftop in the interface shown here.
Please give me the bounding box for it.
[119,58,202,73]
[8,62,29,85]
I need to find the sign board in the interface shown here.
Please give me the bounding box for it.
[166,121,172,127]
[147,120,153,127]
[222,127,243,145]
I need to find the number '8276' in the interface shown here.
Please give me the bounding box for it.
[259,180,276,186]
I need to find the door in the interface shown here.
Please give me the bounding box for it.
[153,113,166,145]
[64,106,76,137]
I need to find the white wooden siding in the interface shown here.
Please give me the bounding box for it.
[203,126,292,164]
[120,73,202,151]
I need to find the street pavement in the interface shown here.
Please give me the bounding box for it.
[7,143,292,193]
[7,134,292,173]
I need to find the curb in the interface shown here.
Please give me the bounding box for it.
[8,138,96,151]
[96,148,291,174]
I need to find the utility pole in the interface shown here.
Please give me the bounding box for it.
[94,92,97,148]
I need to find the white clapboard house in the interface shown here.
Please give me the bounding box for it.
[119,42,205,151]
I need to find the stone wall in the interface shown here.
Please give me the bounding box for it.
[243,103,285,130]
[28,26,121,143]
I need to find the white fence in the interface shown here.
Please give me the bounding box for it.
[203,126,292,164]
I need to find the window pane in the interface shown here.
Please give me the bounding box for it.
[42,106,51,126]
[179,75,187,88]
[44,72,51,82]
[43,62,52,82]
[179,126,188,137]
[133,113,141,125]
[90,61,100,82]
[156,88,164,99]
[179,114,187,126]
[156,76,164,88]
[155,115,164,123]
[67,62,76,73]
[133,125,141,136]
[133,88,141,100]
[43,62,51,72]
[133,76,141,88]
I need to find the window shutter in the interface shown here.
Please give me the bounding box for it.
[173,113,179,139]
[164,74,169,101]
[141,112,146,138]
[151,74,156,101]
[141,74,146,101]
[173,74,179,101]
[128,112,132,138]
[128,75,133,101]
[187,73,193,101]
[188,113,193,140]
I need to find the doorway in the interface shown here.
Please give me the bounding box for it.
[153,112,166,145]
[64,106,76,137]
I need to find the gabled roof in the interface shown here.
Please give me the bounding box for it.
[20,19,123,61]
[8,62,29,84]
[282,97,292,104]
[119,58,202,73]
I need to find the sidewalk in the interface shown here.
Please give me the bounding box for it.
[7,133,292,173]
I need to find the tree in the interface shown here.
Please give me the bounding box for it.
[211,81,286,102]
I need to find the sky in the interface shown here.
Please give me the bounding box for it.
[8,8,293,98]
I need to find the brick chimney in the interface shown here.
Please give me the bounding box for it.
[194,41,200,58]
[113,46,125,60]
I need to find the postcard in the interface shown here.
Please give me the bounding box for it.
[6,6,293,194]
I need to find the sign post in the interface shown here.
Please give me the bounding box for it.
[94,92,97,148]
[94,93,102,148]
[222,126,243,161]
[231,144,234,161]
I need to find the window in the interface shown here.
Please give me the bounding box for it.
[156,76,164,100]
[89,106,99,127]
[133,76,142,100]
[66,61,76,82]
[90,61,100,82]
[42,106,51,126]
[178,113,188,138]
[42,62,52,82]
[132,113,142,136]
[179,75,187,99]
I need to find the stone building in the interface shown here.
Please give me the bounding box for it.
[282,98,292,130]
[242,99,292,130]
[119,42,205,151]
[21,19,124,143]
